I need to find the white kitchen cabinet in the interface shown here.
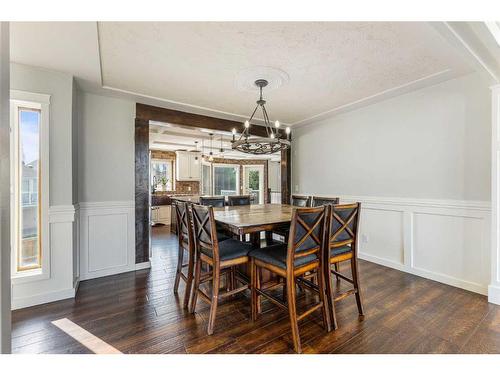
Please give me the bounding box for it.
[175,151,201,181]
[158,205,171,225]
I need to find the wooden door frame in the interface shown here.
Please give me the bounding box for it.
[134,103,292,263]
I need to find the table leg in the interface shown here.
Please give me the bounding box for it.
[250,232,260,248]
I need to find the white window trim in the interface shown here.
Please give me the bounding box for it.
[243,165,265,204]
[201,161,212,195]
[212,163,241,196]
[10,90,50,284]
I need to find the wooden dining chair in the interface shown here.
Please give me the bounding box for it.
[189,204,255,335]
[172,200,195,308]
[199,196,225,207]
[311,196,339,207]
[199,196,230,242]
[323,203,364,330]
[227,195,251,206]
[291,195,312,207]
[250,206,331,353]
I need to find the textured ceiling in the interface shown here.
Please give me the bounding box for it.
[99,22,472,124]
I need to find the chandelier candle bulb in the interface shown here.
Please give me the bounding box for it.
[244,120,250,128]
[275,120,280,128]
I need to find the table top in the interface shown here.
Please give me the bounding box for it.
[213,204,293,234]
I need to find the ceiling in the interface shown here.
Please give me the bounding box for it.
[149,122,281,161]
[11,22,492,126]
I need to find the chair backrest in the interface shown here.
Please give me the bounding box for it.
[190,204,220,262]
[228,195,251,206]
[291,195,311,207]
[173,200,194,251]
[311,196,340,207]
[199,196,225,207]
[286,206,327,272]
[326,203,361,254]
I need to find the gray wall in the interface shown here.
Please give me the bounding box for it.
[292,72,491,201]
[10,63,74,206]
[77,91,135,203]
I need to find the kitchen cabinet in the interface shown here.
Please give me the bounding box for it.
[175,151,201,181]
[152,204,171,225]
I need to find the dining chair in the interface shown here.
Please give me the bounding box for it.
[311,196,342,280]
[249,206,331,353]
[189,204,255,335]
[227,195,251,206]
[291,195,312,207]
[323,203,364,330]
[311,196,339,207]
[172,200,195,308]
[199,196,225,207]
[199,196,230,242]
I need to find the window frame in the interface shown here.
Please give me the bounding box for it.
[10,90,50,283]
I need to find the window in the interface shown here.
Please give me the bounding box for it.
[213,164,239,196]
[10,90,50,277]
[201,163,212,195]
[151,159,174,191]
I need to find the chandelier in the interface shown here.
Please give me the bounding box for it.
[231,79,290,155]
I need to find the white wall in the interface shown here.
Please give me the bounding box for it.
[77,91,135,203]
[293,73,492,296]
[0,22,11,353]
[10,63,78,309]
[77,92,138,280]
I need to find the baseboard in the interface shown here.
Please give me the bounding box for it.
[488,284,500,305]
[359,252,488,296]
[135,261,151,270]
[12,284,78,310]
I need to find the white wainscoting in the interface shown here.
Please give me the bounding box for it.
[79,201,147,281]
[11,205,78,310]
[341,195,491,295]
[300,195,491,296]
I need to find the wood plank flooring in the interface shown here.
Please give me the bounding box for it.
[11,226,500,354]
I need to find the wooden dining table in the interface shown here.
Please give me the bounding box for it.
[213,203,293,247]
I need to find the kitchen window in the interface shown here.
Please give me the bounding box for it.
[213,164,240,196]
[151,159,174,191]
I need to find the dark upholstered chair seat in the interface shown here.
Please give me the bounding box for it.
[250,244,317,269]
[200,238,254,261]
[217,232,230,242]
[331,245,352,257]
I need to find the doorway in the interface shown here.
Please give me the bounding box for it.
[243,165,264,204]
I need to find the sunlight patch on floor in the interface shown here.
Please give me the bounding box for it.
[51,318,122,354]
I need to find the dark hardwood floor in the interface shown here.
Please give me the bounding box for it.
[11,226,500,354]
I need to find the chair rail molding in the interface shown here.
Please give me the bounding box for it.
[302,193,491,296]
[489,84,500,305]
[79,200,148,281]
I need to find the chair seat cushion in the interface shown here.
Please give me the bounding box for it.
[331,245,352,257]
[249,244,317,269]
[217,232,230,242]
[200,238,254,261]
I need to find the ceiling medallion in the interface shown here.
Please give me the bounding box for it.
[231,79,290,155]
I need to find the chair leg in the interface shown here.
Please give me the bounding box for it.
[334,262,340,282]
[286,275,302,354]
[325,262,338,330]
[173,246,184,294]
[231,266,236,291]
[282,277,287,302]
[250,259,258,321]
[351,257,364,316]
[189,257,202,314]
[207,266,220,335]
[183,249,194,309]
[317,266,332,332]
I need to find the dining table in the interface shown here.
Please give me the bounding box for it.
[213,203,294,247]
